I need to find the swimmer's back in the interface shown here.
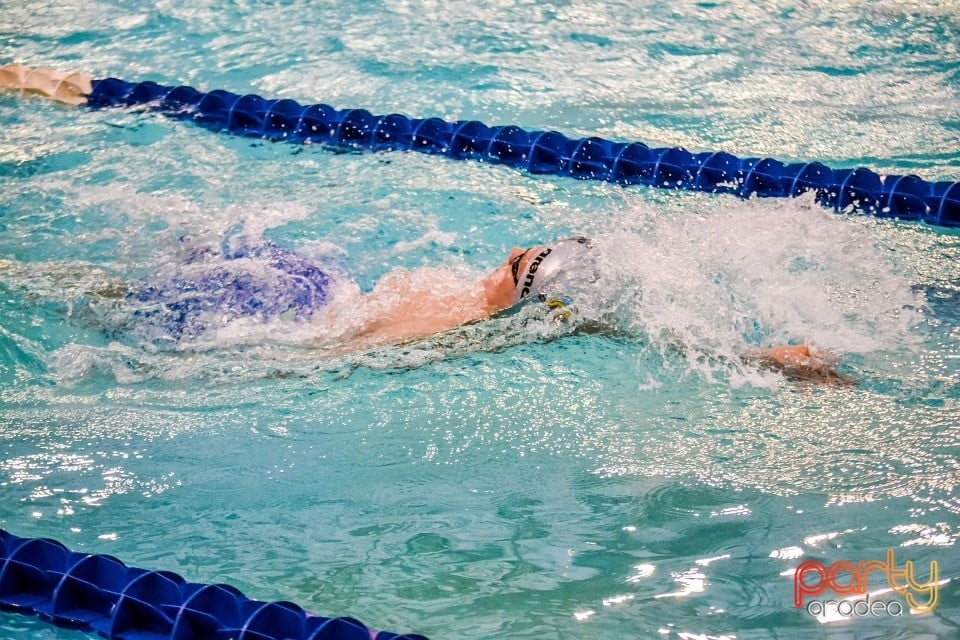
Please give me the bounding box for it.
[131,241,333,339]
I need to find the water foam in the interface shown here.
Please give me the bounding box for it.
[577,195,926,384]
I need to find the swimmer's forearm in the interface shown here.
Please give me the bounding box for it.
[0,64,91,105]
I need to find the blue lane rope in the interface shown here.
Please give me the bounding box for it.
[0,529,428,640]
[86,77,960,228]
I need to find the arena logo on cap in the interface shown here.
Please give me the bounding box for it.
[794,548,939,617]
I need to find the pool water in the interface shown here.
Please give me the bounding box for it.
[1,1,959,638]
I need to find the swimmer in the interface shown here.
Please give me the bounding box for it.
[2,234,842,384]
[0,64,843,383]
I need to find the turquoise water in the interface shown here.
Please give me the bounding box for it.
[1,1,959,638]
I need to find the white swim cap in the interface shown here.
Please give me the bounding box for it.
[512,236,596,305]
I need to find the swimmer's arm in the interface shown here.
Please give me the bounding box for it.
[351,287,491,346]
[321,268,495,349]
[743,344,853,386]
[0,64,91,105]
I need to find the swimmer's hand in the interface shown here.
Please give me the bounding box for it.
[744,345,854,387]
[0,63,92,105]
